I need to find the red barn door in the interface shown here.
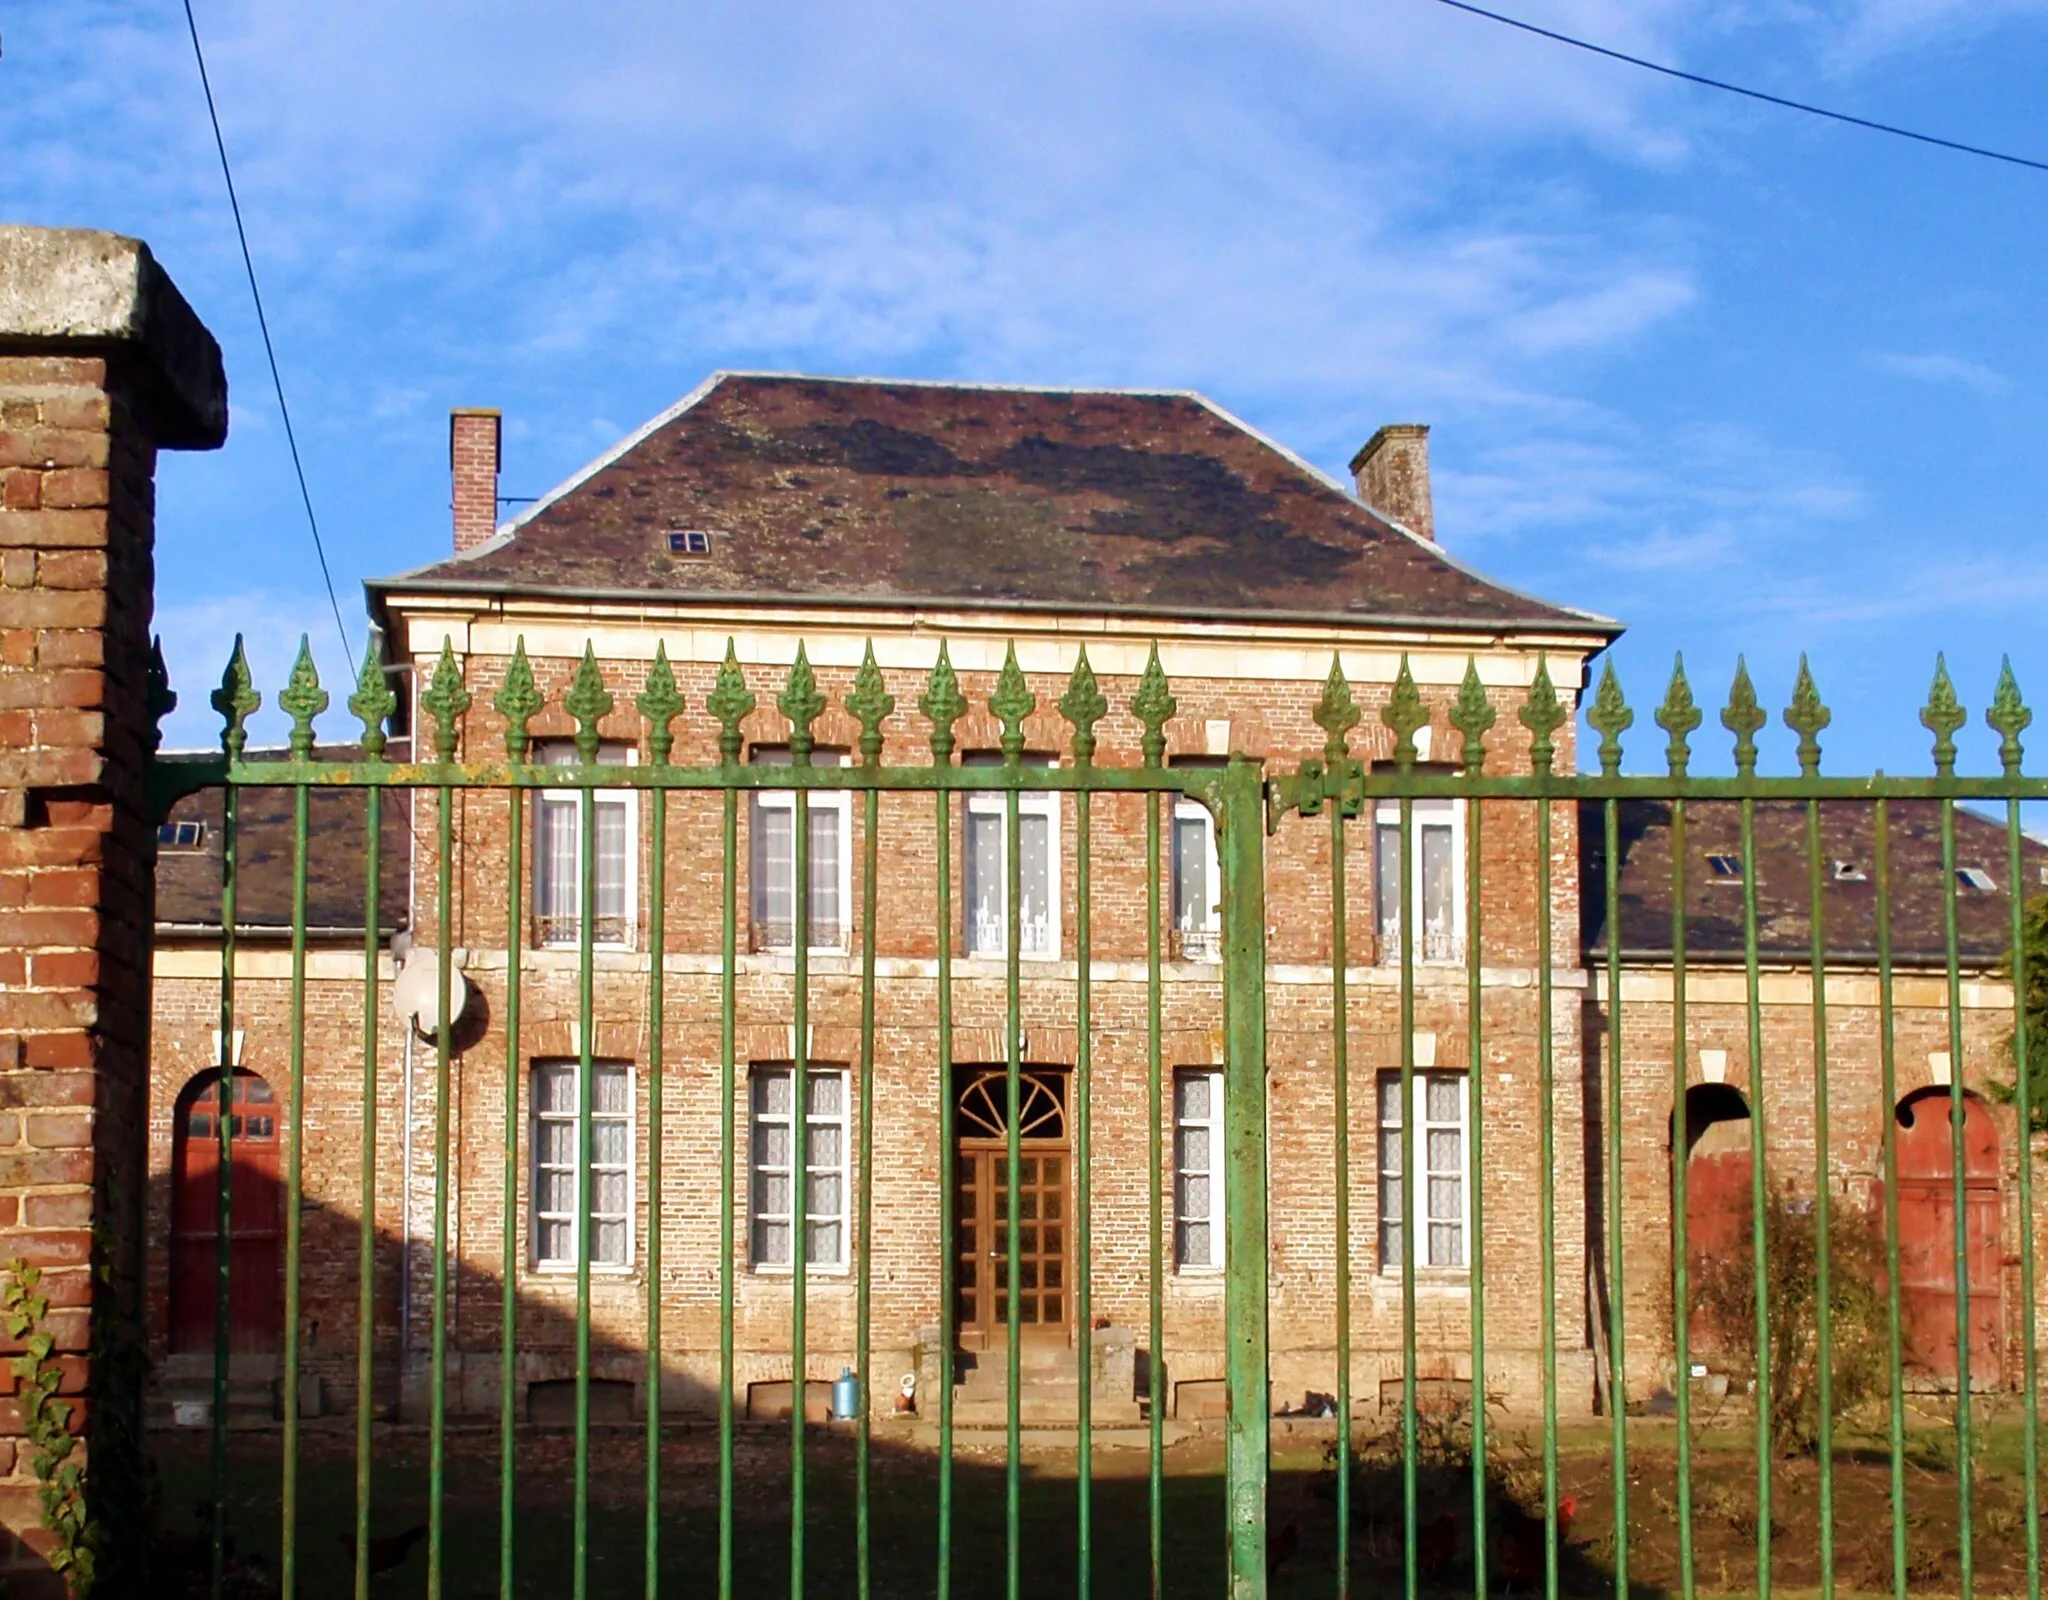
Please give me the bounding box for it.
[169,1070,284,1354]
[1893,1088,2002,1386]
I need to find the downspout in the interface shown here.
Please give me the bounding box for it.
[401,1012,415,1388]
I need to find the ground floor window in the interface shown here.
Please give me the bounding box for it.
[749,1065,849,1270]
[1377,1070,1468,1271]
[532,1059,632,1270]
[1174,1067,1225,1270]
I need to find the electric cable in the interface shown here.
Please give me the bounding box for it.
[181,0,357,673]
[1427,0,2048,175]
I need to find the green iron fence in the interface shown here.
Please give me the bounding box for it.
[145,634,2044,1600]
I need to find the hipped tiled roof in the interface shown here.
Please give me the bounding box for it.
[371,374,1613,634]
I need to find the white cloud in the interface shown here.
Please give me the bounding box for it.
[1436,422,1868,554]
[1865,350,2014,396]
[1828,0,2048,65]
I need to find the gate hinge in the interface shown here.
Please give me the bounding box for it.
[1265,755,1364,834]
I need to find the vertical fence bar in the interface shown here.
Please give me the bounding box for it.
[1147,787,1166,1598]
[1330,782,1352,1598]
[574,781,597,1600]
[1739,796,1773,1598]
[2004,794,2042,1600]
[1939,797,1976,1598]
[280,777,311,1595]
[1534,780,1559,1600]
[1875,799,1908,1600]
[1601,795,1628,1599]
[1005,783,1023,1599]
[210,780,239,1600]
[1468,789,1490,1600]
[1220,755,1271,1597]
[1399,797,1419,1600]
[857,784,879,1600]
[429,780,455,1600]
[645,784,669,1600]
[936,780,957,1600]
[791,786,811,1600]
[719,785,738,1599]
[1075,785,1095,1600]
[1670,797,1696,1600]
[356,784,383,1600]
[501,780,523,1600]
[1803,796,1835,1600]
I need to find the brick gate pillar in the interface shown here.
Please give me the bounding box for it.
[0,227,226,1592]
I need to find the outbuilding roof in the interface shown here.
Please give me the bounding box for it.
[370,373,1615,635]
[1582,799,2047,967]
[154,747,413,936]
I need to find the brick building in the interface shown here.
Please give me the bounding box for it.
[144,374,2044,1430]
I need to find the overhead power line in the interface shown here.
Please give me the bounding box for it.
[181,0,357,673]
[1427,0,2048,175]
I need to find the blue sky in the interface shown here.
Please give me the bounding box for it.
[6,1,2048,768]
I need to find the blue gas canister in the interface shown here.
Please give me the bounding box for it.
[831,1367,860,1420]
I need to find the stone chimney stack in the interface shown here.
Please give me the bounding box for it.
[1349,423,1433,543]
[450,407,501,554]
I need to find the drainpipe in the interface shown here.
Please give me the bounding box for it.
[397,945,416,1408]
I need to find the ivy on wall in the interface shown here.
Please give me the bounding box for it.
[4,1257,91,1588]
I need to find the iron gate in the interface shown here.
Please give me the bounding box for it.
[145,634,2046,1600]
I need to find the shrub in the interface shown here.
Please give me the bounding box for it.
[1686,1178,1891,1456]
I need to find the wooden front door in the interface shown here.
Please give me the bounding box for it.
[170,1070,284,1354]
[954,1069,1070,1349]
[1893,1088,2003,1386]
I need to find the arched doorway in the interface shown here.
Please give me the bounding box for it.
[1674,1082,1753,1357]
[954,1068,1069,1349]
[169,1069,284,1354]
[1893,1087,2003,1386]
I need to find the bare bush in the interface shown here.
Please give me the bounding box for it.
[1684,1178,1891,1456]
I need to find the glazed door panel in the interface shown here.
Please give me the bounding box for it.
[954,1144,1070,1348]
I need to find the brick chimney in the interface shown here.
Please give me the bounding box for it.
[450,407,501,554]
[1349,423,1433,543]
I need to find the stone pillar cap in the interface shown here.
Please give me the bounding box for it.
[0,225,227,450]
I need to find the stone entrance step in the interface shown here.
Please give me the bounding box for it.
[152,1353,281,1429]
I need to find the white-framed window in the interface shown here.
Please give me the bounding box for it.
[534,741,638,948]
[1373,798,1464,963]
[531,1059,633,1271]
[1170,773,1222,962]
[748,1065,849,1271]
[751,748,852,953]
[1377,1070,1469,1271]
[964,753,1058,959]
[1174,1067,1225,1271]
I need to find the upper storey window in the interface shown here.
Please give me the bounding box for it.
[534,742,637,949]
[1374,799,1464,964]
[751,748,851,954]
[964,753,1058,959]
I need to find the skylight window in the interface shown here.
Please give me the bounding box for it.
[1705,853,1743,880]
[158,820,204,850]
[1957,867,1996,892]
[667,529,713,555]
[1830,860,1867,883]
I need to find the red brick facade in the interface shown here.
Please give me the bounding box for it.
[148,638,1600,1428]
